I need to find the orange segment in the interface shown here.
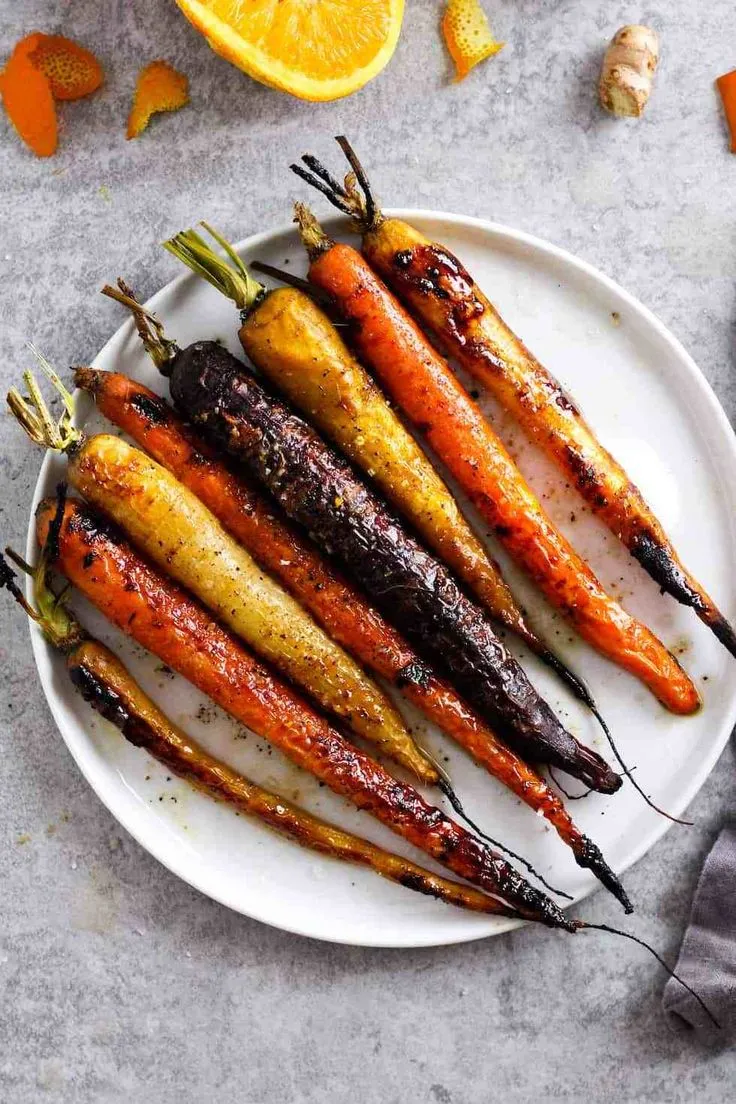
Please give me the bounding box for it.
[29,34,103,101]
[443,0,504,81]
[127,60,189,139]
[1,35,57,157]
[174,0,404,101]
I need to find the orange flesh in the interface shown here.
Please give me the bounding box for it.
[203,0,395,80]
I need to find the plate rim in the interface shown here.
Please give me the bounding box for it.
[24,208,736,948]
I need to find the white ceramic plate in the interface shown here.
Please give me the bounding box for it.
[26,212,736,947]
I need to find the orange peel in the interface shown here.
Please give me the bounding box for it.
[1,35,57,157]
[126,59,189,139]
[442,0,504,81]
[29,34,103,101]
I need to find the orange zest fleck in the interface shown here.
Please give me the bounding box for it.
[1,35,57,157]
[29,35,103,101]
[127,60,189,140]
[716,69,736,153]
[442,0,504,82]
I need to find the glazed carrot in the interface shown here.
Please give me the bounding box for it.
[146,254,621,796]
[34,494,572,929]
[126,60,189,139]
[75,361,630,907]
[288,206,699,718]
[0,526,514,920]
[72,643,520,917]
[7,358,428,782]
[5,498,716,1003]
[29,35,104,101]
[158,233,594,710]
[296,138,736,663]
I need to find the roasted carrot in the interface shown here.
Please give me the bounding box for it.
[158,232,594,710]
[196,261,593,703]
[142,259,620,796]
[75,360,630,907]
[286,204,699,719]
[296,138,736,664]
[1,517,516,920]
[7,357,429,782]
[34,494,573,928]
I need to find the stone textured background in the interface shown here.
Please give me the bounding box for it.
[1,2,735,1100]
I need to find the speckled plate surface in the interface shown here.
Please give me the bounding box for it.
[26,212,736,947]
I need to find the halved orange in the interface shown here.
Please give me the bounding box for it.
[174,0,404,101]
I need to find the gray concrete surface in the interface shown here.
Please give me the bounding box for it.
[1,1,735,1100]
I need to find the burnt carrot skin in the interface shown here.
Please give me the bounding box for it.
[363,216,736,662]
[74,367,624,896]
[159,339,621,794]
[37,496,573,928]
[69,643,518,918]
[303,238,700,718]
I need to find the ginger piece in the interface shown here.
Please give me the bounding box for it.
[599,25,659,118]
[443,0,504,82]
[127,60,189,139]
[1,35,57,157]
[29,34,103,101]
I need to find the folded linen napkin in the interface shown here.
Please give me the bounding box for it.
[663,824,736,1043]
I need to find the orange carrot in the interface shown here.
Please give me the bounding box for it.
[75,364,629,905]
[36,495,572,929]
[717,69,736,152]
[295,213,700,717]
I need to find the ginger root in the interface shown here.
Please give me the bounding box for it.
[599,25,659,118]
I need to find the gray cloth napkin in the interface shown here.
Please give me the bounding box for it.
[663,824,736,1043]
